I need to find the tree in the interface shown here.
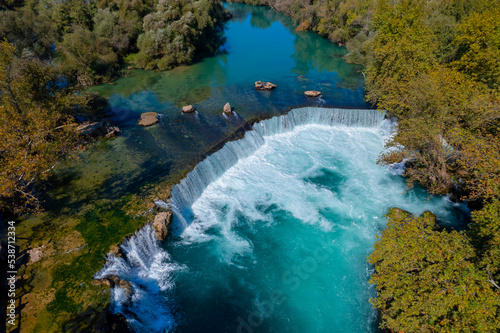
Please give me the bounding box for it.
[133,0,227,70]
[369,208,500,332]
[452,7,500,88]
[470,200,500,288]
[0,40,104,214]
[0,2,57,58]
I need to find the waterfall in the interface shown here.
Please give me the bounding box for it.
[94,224,185,332]
[96,107,385,332]
[171,107,385,213]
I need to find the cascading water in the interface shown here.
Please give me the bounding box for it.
[170,107,386,227]
[94,224,185,332]
[97,107,468,333]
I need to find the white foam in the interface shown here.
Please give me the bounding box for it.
[97,107,466,332]
[95,224,185,332]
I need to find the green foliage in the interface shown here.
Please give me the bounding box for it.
[46,201,146,316]
[0,0,227,84]
[369,208,500,332]
[452,7,500,88]
[133,0,227,70]
[0,2,56,58]
[470,200,500,284]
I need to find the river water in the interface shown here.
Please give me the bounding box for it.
[96,110,467,333]
[93,4,468,333]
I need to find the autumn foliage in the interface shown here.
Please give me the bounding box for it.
[236,0,500,330]
[0,40,98,214]
[369,208,500,332]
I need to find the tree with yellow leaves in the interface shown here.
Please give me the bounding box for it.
[369,208,500,332]
[0,40,103,214]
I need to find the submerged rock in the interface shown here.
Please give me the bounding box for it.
[304,90,321,97]
[255,81,277,90]
[182,105,195,113]
[223,102,232,114]
[77,122,101,135]
[153,211,173,241]
[139,112,159,126]
[77,119,121,138]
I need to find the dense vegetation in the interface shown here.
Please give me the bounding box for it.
[131,0,228,70]
[369,208,500,332]
[0,40,108,215]
[1,0,499,331]
[230,0,500,331]
[0,0,227,85]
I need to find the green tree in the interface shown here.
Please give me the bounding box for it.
[452,7,500,88]
[369,208,500,332]
[133,0,227,70]
[0,3,57,58]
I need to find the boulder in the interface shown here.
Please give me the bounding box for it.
[255,81,277,91]
[182,105,195,113]
[223,102,232,114]
[304,90,321,97]
[153,211,173,241]
[104,125,121,138]
[139,112,159,127]
[97,275,131,296]
[108,245,123,258]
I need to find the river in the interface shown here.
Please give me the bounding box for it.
[93,4,467,333]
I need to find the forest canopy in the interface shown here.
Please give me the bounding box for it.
[1,0,499,330]
[0,0,228,85]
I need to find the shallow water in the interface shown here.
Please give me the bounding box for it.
[82,3,368,199]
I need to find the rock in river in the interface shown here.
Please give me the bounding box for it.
[139,112,159,127]
[182,105,195,113]
[255,81,277,90]
[304,90,321,97]
[153,211,173,241]
[77,119,121,138]
[223,102,232,114]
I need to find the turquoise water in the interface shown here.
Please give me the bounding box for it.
[96,109,468,333]
[164,120,466,333]
[90,4,467,332]
[41,3,367,218]
[86,3,368,191]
